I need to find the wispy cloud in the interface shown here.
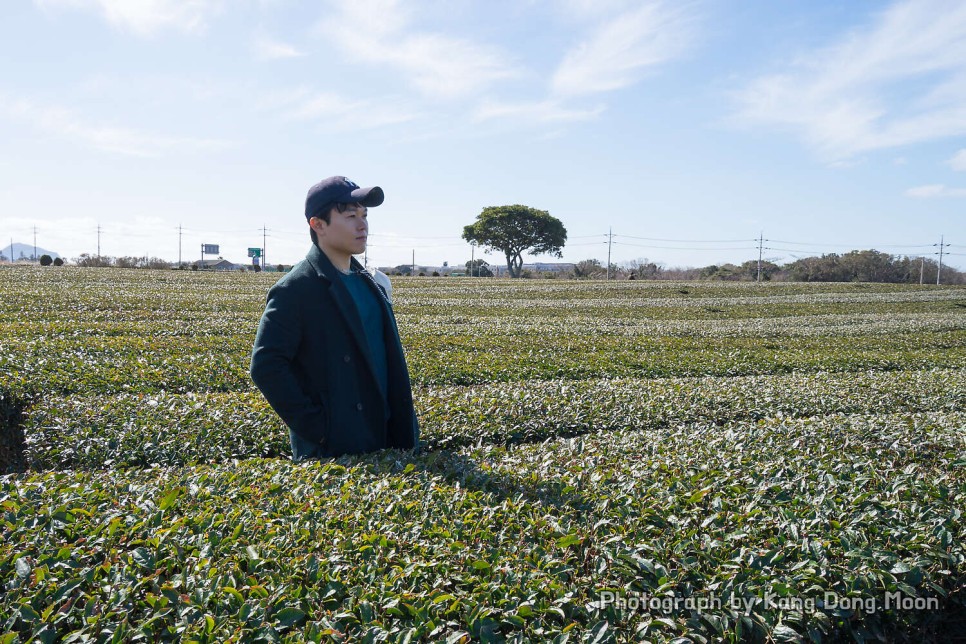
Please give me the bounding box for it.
[733,0,966,161]
[558,0,638,19]
[253,34,304,60]
[472,99,605,124]
[34,0,222,36]
[551,2,696,97]
[317,0,518,100]
[949,149,966,171]
[905,184,966,198]
[263,87,419,132]
[0,95,233,157]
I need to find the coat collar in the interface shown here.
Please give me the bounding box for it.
[306,243,364,281]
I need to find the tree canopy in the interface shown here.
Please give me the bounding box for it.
[462,205,567,278]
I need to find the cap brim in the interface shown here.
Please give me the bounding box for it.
[351,186,384,207]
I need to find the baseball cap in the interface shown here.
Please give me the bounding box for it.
[305,176,385,220]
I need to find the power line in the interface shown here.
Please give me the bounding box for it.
[765,246,836,254]
[768,239,934,249]
[614,241,757,251]
[616,234,750,243]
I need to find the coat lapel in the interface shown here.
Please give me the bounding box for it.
[306,246,379,387]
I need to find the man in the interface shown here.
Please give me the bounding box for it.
[251,176,419,460]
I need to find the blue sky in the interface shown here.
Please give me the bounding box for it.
[2,0,965,271]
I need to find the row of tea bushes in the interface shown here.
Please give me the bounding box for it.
[2,269,964,396]
[3,412,964,642]
[4,326,962,395]
[20,368,965,470]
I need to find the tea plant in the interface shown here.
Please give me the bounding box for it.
[1,267,964,642]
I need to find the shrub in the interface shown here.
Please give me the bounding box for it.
[39,255,53,266]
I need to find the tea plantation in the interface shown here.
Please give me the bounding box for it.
[1,267,964,642]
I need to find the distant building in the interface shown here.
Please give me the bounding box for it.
[194,259,239,271]
[524,262,575,273]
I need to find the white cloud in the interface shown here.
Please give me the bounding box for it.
[472,99,605,124]
[253,34,304,60]
[551,2,696,97]
[34,0,222,36]
[317,0,518,100]
[267,88,419,132]
[558,0,637,19]
[949,149,966,171]
[0,95,232,157]
[905,184,966,197]
[733,0,966,161]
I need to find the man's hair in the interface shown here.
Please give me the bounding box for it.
[309,205,333,244]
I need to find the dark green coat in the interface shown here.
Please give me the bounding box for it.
[250,245,419,457]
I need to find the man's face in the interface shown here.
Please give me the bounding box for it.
[311,203,368,258]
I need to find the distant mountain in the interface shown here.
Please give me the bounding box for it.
[2,242,61,261]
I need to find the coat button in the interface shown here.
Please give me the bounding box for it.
[343,355,351,363]
[356,403,363,411]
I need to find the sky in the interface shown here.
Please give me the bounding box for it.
[1,0,965,272]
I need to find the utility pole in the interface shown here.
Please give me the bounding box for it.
[33,226,37,262]
[262,225,268,270]
[935,235,948,285]
[470,242,475,277]
[97,224,102,260]
[920,257,925,285]
[177,224,183,266]
[412,249,415,277]
[606,228,613,280]
[757,232,766,283]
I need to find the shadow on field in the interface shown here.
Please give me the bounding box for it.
[322,446,598,515]
[421,448,597,512]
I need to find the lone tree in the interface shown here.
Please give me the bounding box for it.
[462,205,566,278]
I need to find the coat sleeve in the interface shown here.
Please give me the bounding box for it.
[250,282,327,445]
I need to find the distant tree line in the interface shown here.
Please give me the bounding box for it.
[10,247,962,284]
[71,254,173,270]
[604,250,963,284]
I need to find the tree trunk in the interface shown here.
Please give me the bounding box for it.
[505,251,524,278]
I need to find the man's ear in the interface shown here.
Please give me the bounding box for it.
[309,217,327,238]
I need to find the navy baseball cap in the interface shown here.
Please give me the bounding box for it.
[305,176,384,220]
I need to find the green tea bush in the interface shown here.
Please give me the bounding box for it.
[1,268,964,641]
